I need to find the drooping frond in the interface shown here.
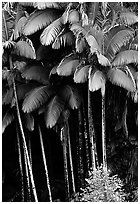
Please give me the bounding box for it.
[84,2,99,24]
[107,68,136,92]
[24,113,34,131]
[21,65,50,85]
[14,16,27,40]
[75,34,87,53]
[112,50,138,66]
[52,30,74,49]
[118,11,138,26]
[89,69,106,93]
[104,25,134,60]
[3,88,13,105]
[129,33,138,50]
[14,40,36,59]
[40,17,64,46]
[86,34,101,54]
[57,53,80,76]
[45,95,65,128]
[2,9,15,42]
[61,85,81,109]
[22,85,53,113]
[2,109,15,133]
[74,65,90,83]
[23,9,61,35]
[96,53,111,66]
[19,2,34,7]
[70,23,87,37]
[34,2,61,10]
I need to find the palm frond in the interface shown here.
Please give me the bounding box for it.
[97,53,111,66]
[2,9,15,42]
[112,50,138,66]
[85,2,99,24]
[107,68,136,92]
[61,85,81,109]
[52,31,74,49]
[23,9,61,35]
[70,23,87,37]
[24,113,34,131]
[14,40,36,59]
[118,11,138,26]
[40,17,64,46]
[22,85,53,113]
[21,65,50,85]
[45,95,65,128]
[34,2,61,10]
[86,34,101,54]
[19,2,34,7]
[75,34,87,53]
[14,16,27,40]
[74,65,90,83]
[13,60,27,72]
[3,88,13,105]
[2,109,15,133]
[89,69,106,93]
[104,25,134,60]
[57,53,79,76]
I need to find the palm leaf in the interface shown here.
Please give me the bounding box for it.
[85,2,99,24]
[76,34,87,53]
[3,88,13,105]
[104,25,134,60]
[112,50,138,66]
[19,2,34,7]
[2,9,15,42]
[45,95,65,128]
[107,68,135,92]
[2,109,15,133]
[40,17,64,46]
[14,16,27,40]
[13,60,27,72]
[97,53,111,66]
[74,65,90,83]
[24,113,34,131]
[21,65,50,84]
[70,23,87,37]
[23,9,61,35]
[118,11,138,26]
[61,85,81,109]
[86,34,101,54]
[34,2,60,10]
[57,53,79,76]
[89,69,105,92]
[14,40,36,59]
[52,31,74,49]
[22,85,53,113]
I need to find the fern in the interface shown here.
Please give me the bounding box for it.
[2,109,15,133]
[22,85,53,113]
[21,65,50,85]
[23,9,61,35]
[108,68,135,92]
[61,85,81,109]
[74,65,90,83]
[45,95,65,128]
[112,50,138,66]
[40,17,64,46]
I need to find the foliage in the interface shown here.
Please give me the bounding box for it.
[72,166,126,202]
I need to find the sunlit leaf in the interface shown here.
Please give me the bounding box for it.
[118,11,138,26]
[89,70,105,93]
[86,34,101,54]
[97,53,111,66]
[34,2,60,9]
[14,16,27,40]
[24,113,34,131]
[74,65,90,83]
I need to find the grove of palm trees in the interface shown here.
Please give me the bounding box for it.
[2,2,138,202]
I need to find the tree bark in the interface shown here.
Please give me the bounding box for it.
[61,127,70,201]
[38,124,52,202]
[9,55,38,202]
[88,89,97,170]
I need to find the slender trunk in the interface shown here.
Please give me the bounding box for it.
[66,120,76,195]
[82,104,90,176]
[78,108,85,188]
[28,133,32,168]
[38,124,52,202]
[122,99,128,138]
[16,123,24,201]
[61,127,70,201]
[9,55,38,202]
[88,89,97,170]
[102,93,107,171]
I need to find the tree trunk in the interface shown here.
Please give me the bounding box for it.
[78,108,85,188]
[88,89,97,170]
[66,120,76,195]
[38,124,52,202]
[16,123,24,201]
[28,133,32,168]
[9,55,38,202]
[122,99,128,138]
[102,93,107,171]
[82,104,90,177]
[61,127,70,201]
